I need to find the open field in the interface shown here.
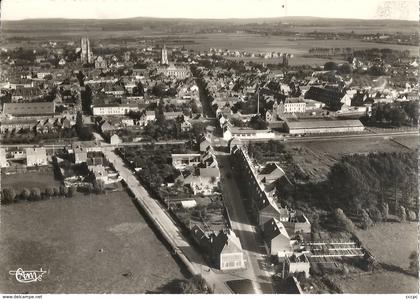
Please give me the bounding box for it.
[356,222,419,269]
[1,170,61,193]
[333,222,419,294]
[287,145,336,182]
[0,191,186,293]
[392,136,419,150]
[288,135,414,159]
[186,33,418,54]
[225,55,347,66]
[335,271,419,294]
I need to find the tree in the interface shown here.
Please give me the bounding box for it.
[324,61,339,71]
[361,209,373,229]
[311,214,321,233]
[409,251,419,275]
[81,84,92,114]
[93,179,105,194]
[368,207,383,222]
[21,188,31,200]
[2,188,16,204]
[53,187,60,196]
[334,208,356,233]
[30,188,42,201]
[380,202,389,220]
[132,81,144,96]
[338,63,352,74]
[398,205,406,222]
[407,210,417,221]
[45,187,55,198]
[68,186,76,197]
[59,185,68,197]
[179,275,210,294]
[248,115,268,130]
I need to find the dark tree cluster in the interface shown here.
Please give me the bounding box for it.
[368,100,418,127]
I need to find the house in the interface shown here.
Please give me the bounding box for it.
[285,119,364,135]
[95,56,107,69]
[259,198,287,225]
[73,147,88,164]
[223,125,275,141]
[213,229,245,270]
[284,212,312,235]
[0,148,9,168]
[263,218,293,257]
[3,102,55,116]
[199,137,211,152]
[110,134,122,145]
[257,163,286,184]
[274,97,307,115]
[25,147,48,166]
[284,253,311,278]
[58,58,66,66]
[0,119,38,133]
[191,226,245,270]
[171,153,201,170]
[157,63,190,79]
[88,164,122,185]
[11,86,43,102]
[180,119,192,132]
[92,103,139,116]
[163,111,184,120]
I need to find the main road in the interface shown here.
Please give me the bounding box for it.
[217,155,274,294]
[102,148,236,294]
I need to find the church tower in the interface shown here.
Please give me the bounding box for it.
[81,36,93,64]
[161,44,168,65]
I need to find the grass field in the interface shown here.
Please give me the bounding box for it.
[335,271,419,294]
[356,223,419,269]
[287,145,336,182]
[333,222,419,294]
[184,33,418,56]
[289,136,413,160]
[1,171,62,193]
[0,191,186,293]
[392,136,419,150]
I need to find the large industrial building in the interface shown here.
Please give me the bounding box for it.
[285,119,365,135]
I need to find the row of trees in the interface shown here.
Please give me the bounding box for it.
[1,185,76,205]
[328,152,418,219]
[369,100,419,127]
[276,151,418,231]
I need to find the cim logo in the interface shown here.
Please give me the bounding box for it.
[9,268,47,283]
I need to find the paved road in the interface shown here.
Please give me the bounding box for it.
[102,149,234,294]
[217,155,274,294]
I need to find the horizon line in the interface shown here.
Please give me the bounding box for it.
[2,15,418,22]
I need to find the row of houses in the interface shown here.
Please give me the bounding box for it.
[0,115,76,134]
[0,147,48,167]
[230,145,311,263]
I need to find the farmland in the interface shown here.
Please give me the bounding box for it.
[0,191,186,293]
[1,169,61,193]
[335,271,419,294]
[356,222,418,269]
[288,135,414,159]
[333,222,419,294]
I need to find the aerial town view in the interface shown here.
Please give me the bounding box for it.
[0,0,418,296]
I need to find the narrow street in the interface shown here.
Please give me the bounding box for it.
[217,155,274,293]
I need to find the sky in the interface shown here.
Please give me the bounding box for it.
[1,0,418,21]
